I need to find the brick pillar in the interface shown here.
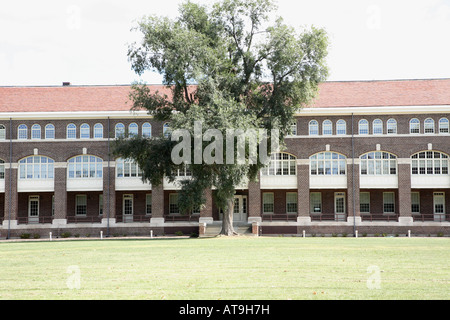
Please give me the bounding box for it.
[398,163,413,224]
[297,163,310,223]
[151,183,164,225]
[199,188,213,224]
[347,162,360,223]
[53,167,67,224]
[248,174,261,223]
[102,166,115,221]
[3,167,18,230]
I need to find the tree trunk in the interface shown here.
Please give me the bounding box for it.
[220,197,238,236]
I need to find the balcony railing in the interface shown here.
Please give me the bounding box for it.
[67,216,102,224]
[164,214,200,222]
[311,214,347,222]
[17,216,53,224]
[360,214,398,222]
[116,215,151,223]
[412,214,449,222]
[262,214,297,222]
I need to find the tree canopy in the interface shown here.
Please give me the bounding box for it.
[114,0,329,235]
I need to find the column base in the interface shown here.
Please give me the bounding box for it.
[248,217,262,223]
[347,216,362,224]
[2,220,18,228]
[297,216,311,225]
[52,219,67,226]
[199,217,214,224]
[150,217,165,226]
[398,217,414,225]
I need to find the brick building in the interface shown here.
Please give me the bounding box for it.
[0,79,449,238]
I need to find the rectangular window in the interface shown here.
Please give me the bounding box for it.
[310,192,322,214]
[286,192,297,214]
[263,193,274,214]
[169,193,179,214]
[99,194,103,216]
[411,192,420,214]
[146,194,152,215]
[433,192,445,214]
[75,195,87,216]
[383,192,395,214]
[360,192,370,214]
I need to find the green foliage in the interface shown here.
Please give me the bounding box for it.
[118,0,329,221]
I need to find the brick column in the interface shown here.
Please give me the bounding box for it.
[151,183,164,225]
[199,189,213,224]
[398,162,413,224]
[247,175,261,223]
[3,167,18,231]
[347,162,360,223]
[53,167,67,225]
[102,166,116,222]
[297,163,310,223]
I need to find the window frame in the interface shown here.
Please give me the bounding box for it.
[409,118,420,134]
[31,124,41,140]
[309,120,319,136]
[310,152,347,176]
[18,124,28,140]
[383,192,395,214]
[66,123,77,139]
[262,192,274,214]
[45,124,55,139]
[358,119,369,135]
[286,192,298,214]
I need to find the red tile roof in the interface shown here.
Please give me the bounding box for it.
[0,79,449,113]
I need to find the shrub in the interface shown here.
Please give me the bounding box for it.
[33,233,40,239]
[61,232,72,238]
[20,233,31,239]
[175,231,184,236]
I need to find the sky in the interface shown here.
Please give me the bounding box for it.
[1,0,449,86]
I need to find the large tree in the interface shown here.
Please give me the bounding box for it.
[114,0,328,235]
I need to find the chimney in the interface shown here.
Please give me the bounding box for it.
[62,82,71,86]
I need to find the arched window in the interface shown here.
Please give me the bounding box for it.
[424,118,435,134]
[128,123,138,137]
[116,158,143,178]
[360,151,397,175]
[163,123,171,138]
[439,118,449,134]
[358,119,369,135]
[261,153,297,176]
[411,151,448,175]
[67,123,77,139]
[45,124,55,139]
[94,123,103,138]
[80,123,90,139]
[387,119,397,134]
[309,120,319,136]
[290,120,297,135]
[19,156,55,179]
[31,124,41,139]
[322,120,332,135]
[336,120,346,135]
[410,118,420,134]
[310,152,346,176]
[142,122,152,138]
[18,124,28,140]
[68,155,103,179]
[115,123,125,138]
[373,119,383,135]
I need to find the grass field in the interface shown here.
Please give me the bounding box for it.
[0,236,448,300]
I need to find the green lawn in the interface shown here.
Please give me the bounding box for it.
[0,236,448,300]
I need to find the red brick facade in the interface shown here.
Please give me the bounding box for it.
[0,79,449,238]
